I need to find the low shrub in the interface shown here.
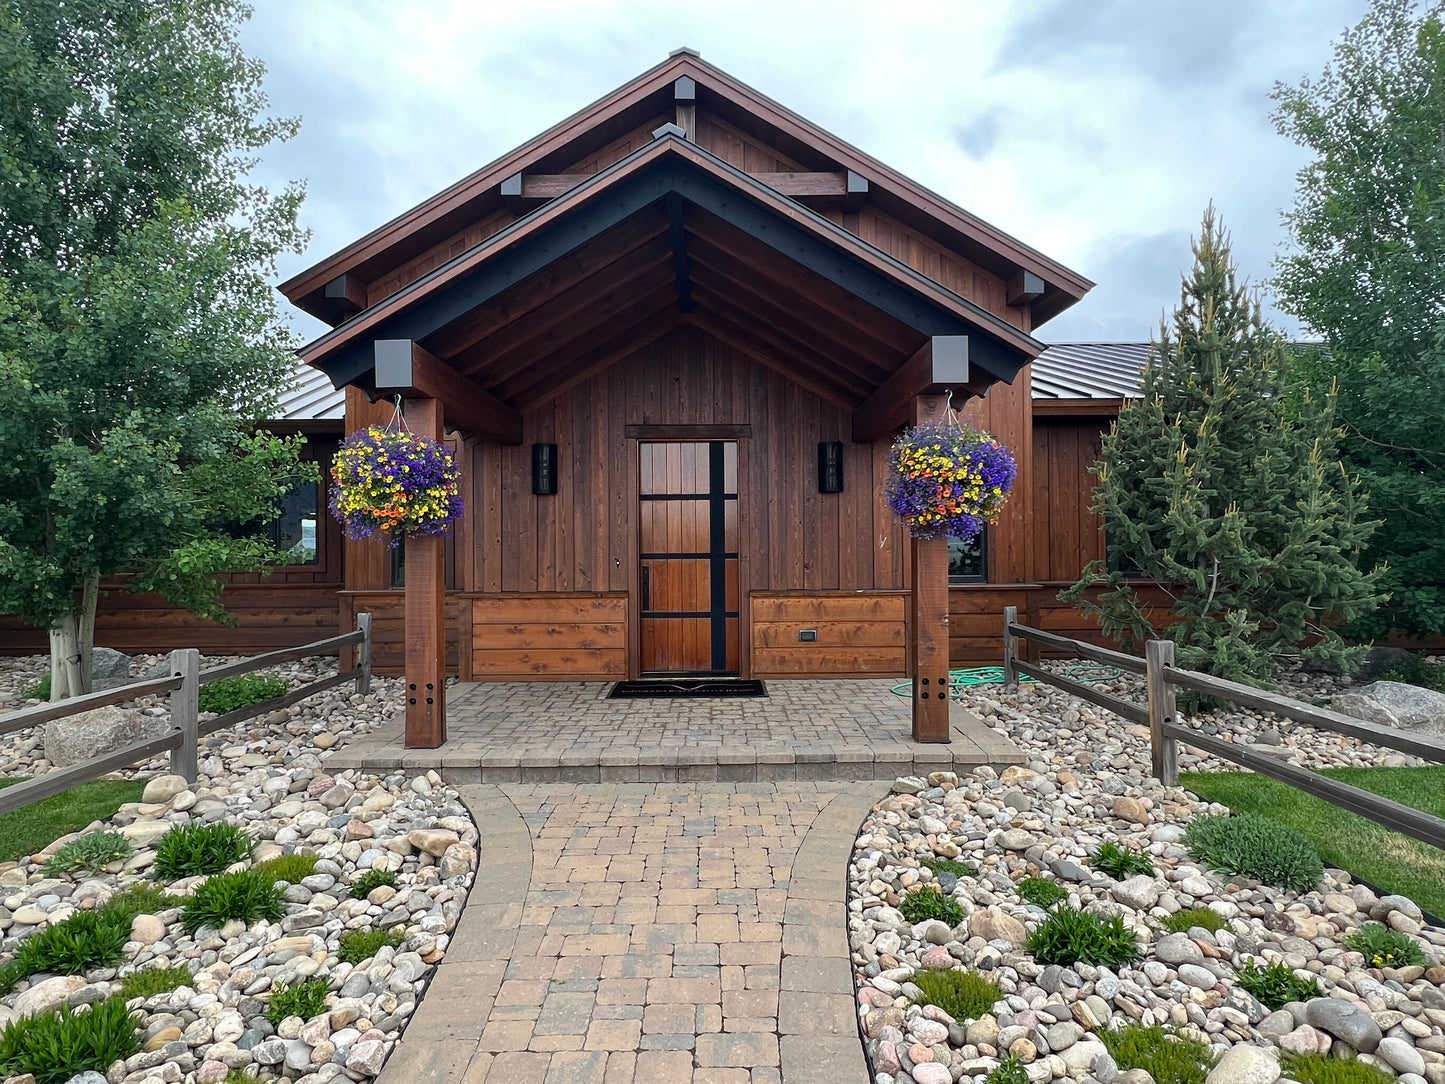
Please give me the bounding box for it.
[154,822,253,880]
[909,969,999,1022]
[20,675,50,701]
[345,868,398,899]
[119,964,195,1002]
[1183,813,1323,893]
[1155,907,1226,935]
[1098,1023,1216,1084]
[1025,906,1140,967]
[338,927,405,965]
[1342,922,1428,969]
[1379,655,1445,693]
[1091,841,1154,880]
[983,1053,1030,1084]
[181,869,285,934]
[265,978,329,1027]
[254,853,319,884]
[197,673,288,715]
[1282,1053,1394,1084]
[104,883,177,922]
[1235,959,1319,1010]
[1017,877,1068,909]
[0,997,142,1084]
[6,909,130,987]
[922,858,977,879]
[899,886,964,927]
[42,832,133,875]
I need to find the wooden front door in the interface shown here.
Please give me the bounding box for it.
[639,441,739,674]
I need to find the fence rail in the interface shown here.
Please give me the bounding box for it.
[0,613,371,819]
[1000,607,1445,852]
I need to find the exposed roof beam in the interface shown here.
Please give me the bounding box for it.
[513,311,686,413]
[372,339,522,444]
[665,192,694,313]
[851,335,989,441]
[674,75,696,140]
[323,273,367,317]
[1008,269,1046,307]
[502,169,867,205]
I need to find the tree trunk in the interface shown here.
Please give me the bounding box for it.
[47,625,68,701]
[47,616,83,701]
[78,573,99,693]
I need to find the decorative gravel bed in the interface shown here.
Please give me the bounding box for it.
[0,654,475,1084]
[850,666,1445,1084]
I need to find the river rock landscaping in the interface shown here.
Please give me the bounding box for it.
[0,655,476,1084]
[851,666,1445,1084]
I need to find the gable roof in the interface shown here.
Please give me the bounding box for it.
[280,50,1092,328]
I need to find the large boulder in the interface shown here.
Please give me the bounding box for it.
[43,705,172,767]
[89,647,132,690]
[1334,680,1445,732]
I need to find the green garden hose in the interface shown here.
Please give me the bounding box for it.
[891,664,1123,698]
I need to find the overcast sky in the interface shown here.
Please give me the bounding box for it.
[240,0,1368,344]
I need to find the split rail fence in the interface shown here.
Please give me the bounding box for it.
[0,614,371,818]
[1001,605,1445,852]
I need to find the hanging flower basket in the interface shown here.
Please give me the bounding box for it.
[884,420,1016,540]
[328,425,463,542]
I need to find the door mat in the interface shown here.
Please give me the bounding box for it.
[608,679,768,699]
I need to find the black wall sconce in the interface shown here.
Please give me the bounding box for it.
[532,443,558,495]
[817,441,844,493]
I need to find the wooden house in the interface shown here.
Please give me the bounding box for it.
[4,54,1172,747]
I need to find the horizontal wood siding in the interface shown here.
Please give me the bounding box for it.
[0,583,341,656]
[338,591,464,674]
[470,593,626,679]
[750,592,907,677]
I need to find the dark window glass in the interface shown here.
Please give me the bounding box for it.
[390,535,405,588]
[266,480,319,565]
[948,532,987,583]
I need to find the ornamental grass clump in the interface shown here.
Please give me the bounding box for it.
[1183,813,1322,893]
[181,869,285,934]
[983,1054,1030,1084]
[1235,959,1320,1010]
[42,832,132,875]
[910,969,999,1022]
[1156,907,1226,935]
[1017,877,1069,909]
[1025,906,1140,967]
[884,420,1016,540]
[265,978,329,1027]
[1099,1023,1215,1084]
[899,885,964,927]
[0,997,142,1084]
[345,868,398,898]
[154,822,253,880]
[1282,1053,1394,1084]
[922,858,976,879]
[1091,841,1154,880]
[119,964,195,1002]
[254,853,319,884]
[1343,922,1428,969]
[329,424,463,541]
[338,927,405,964]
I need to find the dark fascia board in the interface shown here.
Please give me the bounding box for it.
[305,137,1039,391]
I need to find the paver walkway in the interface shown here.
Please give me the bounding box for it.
[378,782,883,1084]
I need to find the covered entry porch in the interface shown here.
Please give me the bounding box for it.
[327,678,1023,782]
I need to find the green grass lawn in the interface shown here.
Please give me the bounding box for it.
[0,777,146,862]
[1182,765,1445,918]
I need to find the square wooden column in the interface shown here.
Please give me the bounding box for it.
[403,396,446,748]
[910,390,953,743]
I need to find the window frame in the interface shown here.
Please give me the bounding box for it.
[947,530,989,585]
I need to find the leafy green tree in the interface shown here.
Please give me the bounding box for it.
[0,0,309,697]
[1272,0,1445,639]
[1062,208,1381,686]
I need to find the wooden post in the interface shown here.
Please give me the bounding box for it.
[910,390,953,744]
[403,397,447,748]
[1002,605,1019,687]
[1146,639,1178,786]
[169,648,199,782]
[356,612,372,695]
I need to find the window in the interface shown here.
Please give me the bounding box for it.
[263,479,319,566]
[390,534,405,588]
[948,532,987,583]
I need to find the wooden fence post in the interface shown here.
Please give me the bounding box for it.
[356,612,372,695]
[1145,639,1178,786]
[1002,606,1019,687]
[170,648,199,782]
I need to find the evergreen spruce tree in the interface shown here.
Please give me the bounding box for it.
[1061,207,1381,686]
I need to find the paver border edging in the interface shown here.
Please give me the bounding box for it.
[779,787,886,1084]
[373,784,533,1083]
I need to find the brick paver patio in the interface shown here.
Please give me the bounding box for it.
[377,782,882,1084]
